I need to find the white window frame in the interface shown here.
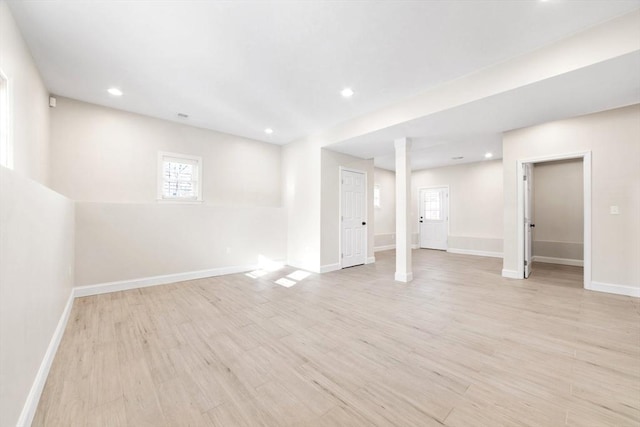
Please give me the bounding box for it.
[157,151,203,202]
[0,69,13,169]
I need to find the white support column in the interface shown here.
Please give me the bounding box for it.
[394,137,413,283]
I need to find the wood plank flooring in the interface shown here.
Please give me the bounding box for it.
[33,250,640,426]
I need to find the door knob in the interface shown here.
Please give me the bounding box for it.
[529,223,535,228]
[362,222,366,225]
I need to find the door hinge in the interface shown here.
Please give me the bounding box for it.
[523,175,528,181]
[524,260,528,266]
[341,253,344,258]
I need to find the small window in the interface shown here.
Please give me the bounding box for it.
[373,185,381,208]
[423,191,442,220]
[157,151,202,201]
[0,70,12,169]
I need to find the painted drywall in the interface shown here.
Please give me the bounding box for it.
[282,139,321,272]
[0,2,50,185]
[50,97,281,206]
[75,203,285,286]
[374,167,396,249]
[412,159,504,254]
[320,149,374,269]
[533,159,584,261]
[503,104,640,288]
[0,167,74,427]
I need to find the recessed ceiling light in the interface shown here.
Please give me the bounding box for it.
[485,152,493,158]
[341,88,354,98]
[452,156,464,160]
[107,87,123,96]
[264,128,274,134]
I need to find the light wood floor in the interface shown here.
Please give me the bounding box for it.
[34,250,640,426]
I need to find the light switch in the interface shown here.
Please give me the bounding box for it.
[610,205,620,215]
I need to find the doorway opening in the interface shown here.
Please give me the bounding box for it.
[518,152,591,289]
[419,186,449,251]
[340,168,367,268]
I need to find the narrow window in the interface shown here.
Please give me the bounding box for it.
[373,184,381,208]
[0,70,12,169]
[157,152,202,201]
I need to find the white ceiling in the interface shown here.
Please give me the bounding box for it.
[7,0,640,154]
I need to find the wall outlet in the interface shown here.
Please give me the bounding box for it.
[610,205,620,215]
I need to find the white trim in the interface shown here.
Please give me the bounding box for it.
[16,292,75,427]
[516,151,591,289]
[532,256,583,267]
[366,256,375,264]
[447,248,503,258]
[74,264,256,297]
[375,244,396,252]
[339,166,368,269]
[319,263,341,273]
[394,272,413,282]
[587,281,640,298]
[157,151,203,202]
[0,68,14,169]
[502,269,520,279]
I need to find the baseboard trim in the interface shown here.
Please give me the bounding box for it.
[447,248,503,258]
[587,281,640,298]
[319,263,341,273]
[394,272,413,282]
[74,264,257,298]
[532,256,583,267]
[502,269,520,279]
[374,244,396,252]
[366,256,375,264]
[17,292,75,427]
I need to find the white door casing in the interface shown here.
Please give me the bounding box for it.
[419,187,448,250]
[341,169,366,268]
[523,163,534,278]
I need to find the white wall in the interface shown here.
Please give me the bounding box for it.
[412,159,504,255]
[0,1,50,184]
[0,4,75,426]
[50,97,286,285]
[533,159,584,261]
[320,149,374,269]
[51,97,281,206]
[374,167,396,249]
[503,104,640,288]
[75,203,285,286]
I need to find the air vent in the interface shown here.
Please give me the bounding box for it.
[451,156,464,160]
[177,113,189,118]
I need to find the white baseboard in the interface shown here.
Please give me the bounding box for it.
[366,256,375,264]
[587,281,640,298]
[74,264,257,297]
[394,272,413,282]
[447,248,503,258]
[502,269,520,279]
[17,292,75,427]
[374,244,396,252]
[532,256,583,267]
[319,263,341,273]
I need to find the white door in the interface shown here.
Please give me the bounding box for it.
[419,187,448,250]
[523,163,534,278]
[341,169,366,268]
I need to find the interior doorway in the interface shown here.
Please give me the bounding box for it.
[419,186,449,250]
[340,168,367,268]
[518,152,591,288]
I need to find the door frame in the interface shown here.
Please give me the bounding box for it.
[516,151,591,288]
[339,167,368,269]
[417,185,450,250]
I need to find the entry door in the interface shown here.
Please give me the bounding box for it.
[341,169,366,268]
[419,187,448,250]
[524,164,534,278]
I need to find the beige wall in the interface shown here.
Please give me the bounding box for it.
[533,159,584,261]
[75,203,285,286]
[320,149,374,268]
[51,97,281,206]
[503,104,640,288]
[374,167,396,248]
[412,160,504,254]
[0,1,50,185]
[0,4,75,426]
